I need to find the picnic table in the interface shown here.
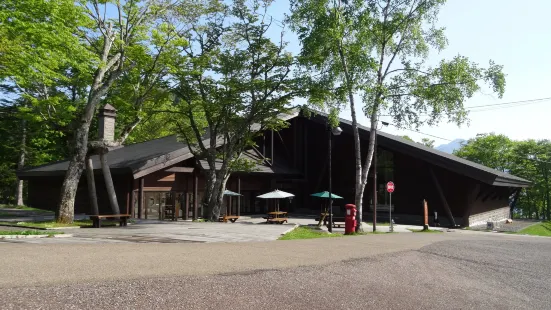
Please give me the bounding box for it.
[315,213,345,228]
[263,211,288,224]
[219,215,240,223]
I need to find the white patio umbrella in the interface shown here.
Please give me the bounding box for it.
[257,189,294,214]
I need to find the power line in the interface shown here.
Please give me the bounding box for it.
[375,96,551,140]
[383,121,454,142]
[380,96,551,117]
[466,97,551,110]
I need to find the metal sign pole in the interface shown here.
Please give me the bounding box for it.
[389,192,393,232]
[386,181,394,233]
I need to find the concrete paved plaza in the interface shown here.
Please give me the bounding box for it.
[0,215,449,244]
[1,217,299,244]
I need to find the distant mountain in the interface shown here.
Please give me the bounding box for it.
[436,139,466,154]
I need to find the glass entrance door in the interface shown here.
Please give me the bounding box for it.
[145,192,162,220]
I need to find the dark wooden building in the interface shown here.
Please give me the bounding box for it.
[18,110,530,227]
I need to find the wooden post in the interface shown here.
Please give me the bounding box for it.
[423,199,429,231]
[184,176,189,220]
[173,192,178,220]
[138,177,144,219]
[126,180,130,215]
[130,180,136,218]
[193,171,198,220]
[237,177,241,216]
[85,156,99,215]
[429,167,456,227]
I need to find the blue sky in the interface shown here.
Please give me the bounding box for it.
[267,0,551,145]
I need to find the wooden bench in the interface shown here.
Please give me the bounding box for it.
[267,218,288,224]
[220,215,239,223]
[89,214,131,228]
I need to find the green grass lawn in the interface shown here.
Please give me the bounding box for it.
[517,222,551,237]
[279,226,394,240]
[407,228,443,233]
[279,226,343,240]
[0,220,117,229]
[0,230,63,236]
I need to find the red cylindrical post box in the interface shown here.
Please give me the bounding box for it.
[345,204,357,234]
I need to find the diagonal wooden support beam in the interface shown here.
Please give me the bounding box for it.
[481,189,495,202]
[429,167,456,227]
[276,131,292,162]
[252,146,272,167]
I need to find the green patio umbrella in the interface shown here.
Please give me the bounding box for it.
[310,191,343,199]
[311,191,343,227]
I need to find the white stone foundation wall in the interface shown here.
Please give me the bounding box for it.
[469,206,510,227]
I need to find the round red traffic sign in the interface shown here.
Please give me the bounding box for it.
[386,181,395,193]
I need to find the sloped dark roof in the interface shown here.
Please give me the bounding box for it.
[18,135,195,178]
[306,112,530,188]
[198,148,301,175]
[18,110,300,179]
[18,107,529,187]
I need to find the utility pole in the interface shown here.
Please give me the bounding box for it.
[328,126,333,233]
[327,124,342,233]
[372,132,377,232]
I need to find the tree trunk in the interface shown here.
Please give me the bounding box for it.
[361,110,379,231]
[338,46,364,232]
[202,165,217,219]
[100,150,120,215]
[15,118,26,206]
[208,179,224,222]
[56,28,123,223]
[57,115,94,223]
[85,155,99,215]
[206,168,231,222]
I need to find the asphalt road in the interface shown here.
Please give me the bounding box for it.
[1,232,550,309]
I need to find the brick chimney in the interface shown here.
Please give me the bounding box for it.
[98,104,117,142]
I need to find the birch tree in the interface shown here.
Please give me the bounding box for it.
[290,0,505,231]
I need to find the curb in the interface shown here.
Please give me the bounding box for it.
[280,224,299,236]
[0,233,73,239]
[0,224,81,230]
